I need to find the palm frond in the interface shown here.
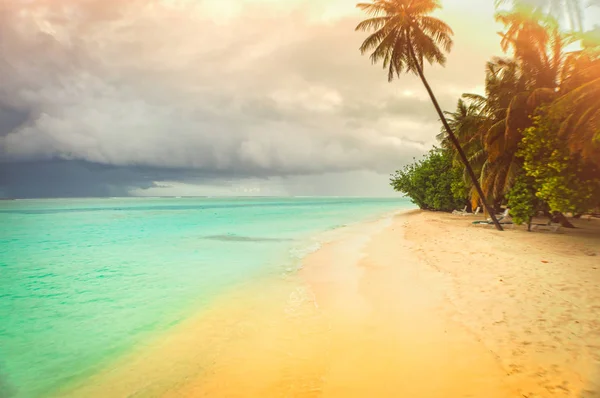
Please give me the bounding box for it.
[527,87,556,109]
[462,93,488,108]
[419,16,453,52]
[356,1,388,16]
[485,120,507,162]
[409,0,442,16]
[468,149,488,167]
[504,91,530,150]
[355,16,392,32]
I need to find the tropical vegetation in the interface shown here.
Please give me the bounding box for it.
[390,148,467,212]
[355,0,504,230]
[357,0,600,228]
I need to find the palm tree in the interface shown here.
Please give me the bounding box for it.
[473,13,565,206]
[554,78,600,164]
[550,50,600,166]
[495,7,562,88]
[469,59,524,206]
[439,98,488,210]
[438,98,486,154]
[355,0,504,230]
[441,59,526,209]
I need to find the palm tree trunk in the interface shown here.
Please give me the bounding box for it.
[408,46,504,231]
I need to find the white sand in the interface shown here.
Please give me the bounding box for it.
[402,211,600,397]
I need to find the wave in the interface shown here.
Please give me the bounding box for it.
[202,235,293,243]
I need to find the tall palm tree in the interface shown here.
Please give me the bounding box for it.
[355,0,504,230]
[442,59,526,208]
[469,59,524,206]
[473,13,565,205]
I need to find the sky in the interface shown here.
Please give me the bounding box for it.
[0,0,597,198]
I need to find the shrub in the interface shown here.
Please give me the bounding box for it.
[390,148,468,211]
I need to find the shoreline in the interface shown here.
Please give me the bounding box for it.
[52,209,408,398]
[56,210,600,397]
[298,212,516,397]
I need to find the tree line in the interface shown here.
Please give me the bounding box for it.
[356,0,600,229]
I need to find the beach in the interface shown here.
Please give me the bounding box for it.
[54,209,600,398]
[4,0,600,397]
[0,198,411,397]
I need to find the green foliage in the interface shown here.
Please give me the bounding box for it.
[390,149,468,211]
[506,173,538,225]
[518,108,600,214]
[376,1,600,217]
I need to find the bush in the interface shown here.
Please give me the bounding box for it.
[519,109,600,215]
[390,148,468,211]
[506,173,538,227]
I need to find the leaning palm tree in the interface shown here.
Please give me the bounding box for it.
[355,0,503,230]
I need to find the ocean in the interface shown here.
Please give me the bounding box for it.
[0,197,412,397]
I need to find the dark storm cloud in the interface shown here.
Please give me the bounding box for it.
[0,159,264,198]
[0,105,30,137]
[1,160,161,198]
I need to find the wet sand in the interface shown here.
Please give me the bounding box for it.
[58,211,600,398]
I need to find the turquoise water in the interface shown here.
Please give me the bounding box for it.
[0,197,412,397]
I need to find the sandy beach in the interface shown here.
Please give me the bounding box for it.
[58,210,600,398]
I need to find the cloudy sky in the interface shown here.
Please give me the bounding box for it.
[0,0,596,198]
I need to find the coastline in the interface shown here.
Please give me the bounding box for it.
[56,209,600,397]
[52,210,405,398]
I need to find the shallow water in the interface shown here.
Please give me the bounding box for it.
[0,197,412,398]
